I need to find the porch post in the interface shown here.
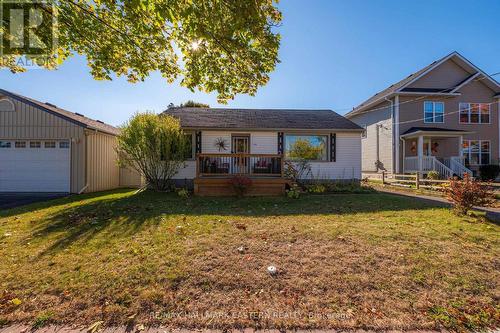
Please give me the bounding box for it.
[417,135,424,172]
[458,135,463,159]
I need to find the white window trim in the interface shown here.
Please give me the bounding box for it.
[284,134,330,162]
[423,101,445,124]
[459,102,491,124]
[462,139,491,166]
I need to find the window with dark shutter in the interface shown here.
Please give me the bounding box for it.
[195,131,202,154]
[330,133,336,162]
[277,132,284,154]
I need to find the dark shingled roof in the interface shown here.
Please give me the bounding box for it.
[0,89,120,135]
[402,127,468,135]
[162,108,362,130]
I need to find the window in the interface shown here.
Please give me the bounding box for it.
[184,133,194,159]
[0,141,11,148]
[15,141,26,148]
[285,135,328,161]
[30,141,41,148]
[462,140,490,165]
[59,141,70,148]
[459,103,490,124]
[44,141,56,148]
[424,101,444,123]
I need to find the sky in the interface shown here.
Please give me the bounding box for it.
[1,0,499,127]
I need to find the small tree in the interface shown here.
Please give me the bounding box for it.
[445,174,494,215]
[117,112,188,191]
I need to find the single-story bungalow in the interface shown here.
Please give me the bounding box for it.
[163,107,363,195]
[0,89,141,193]
[0,88,362,195]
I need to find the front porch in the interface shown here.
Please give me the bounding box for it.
[401,128,473,178]
[194,153,288,196]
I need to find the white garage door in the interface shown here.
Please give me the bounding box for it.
[0,140,71,192]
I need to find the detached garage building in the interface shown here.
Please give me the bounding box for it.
[0,89,139,193]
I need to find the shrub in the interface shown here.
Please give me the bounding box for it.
[479,164,500,181]
[426,171,439,180]
[286,183,301,199]
[117,112,188,191]
[445,174,494,215]
[177,188,190,198]
[229,175,252,197]
[327,181,375,194]
[306,183,326,194]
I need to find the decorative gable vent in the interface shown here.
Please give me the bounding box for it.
[0,98,15,112]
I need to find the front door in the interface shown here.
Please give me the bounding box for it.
[231,135,250,173]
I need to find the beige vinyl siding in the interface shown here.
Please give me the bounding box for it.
[85,131,120,192]
[406,59,470,90]
[348,102,393,173]
[0,96,86,193]
[120,167,144,188]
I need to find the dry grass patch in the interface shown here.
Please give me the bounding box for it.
[0,189,498,331]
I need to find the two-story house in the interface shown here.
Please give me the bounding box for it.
[346,52,500,178]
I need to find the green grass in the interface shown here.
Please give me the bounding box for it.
[0,189,498,330]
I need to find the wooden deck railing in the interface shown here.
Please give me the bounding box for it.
[196,153,284,177]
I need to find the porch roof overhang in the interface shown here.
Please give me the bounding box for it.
[400,127,473,139]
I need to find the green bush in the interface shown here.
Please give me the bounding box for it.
[479,164,500,181]
[426,171,439,180]
[286,184,301,199]
[306,183,326,194]
[177,188,190,198]
[326,182,375,194]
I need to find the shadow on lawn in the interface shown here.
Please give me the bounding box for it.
[11,188,443,256]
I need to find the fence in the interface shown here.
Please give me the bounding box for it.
[363,171,500,194]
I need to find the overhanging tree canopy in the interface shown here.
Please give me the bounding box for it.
[1,0,281,103]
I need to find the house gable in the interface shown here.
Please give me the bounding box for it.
[405,58,472,90]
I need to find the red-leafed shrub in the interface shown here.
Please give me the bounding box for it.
[229,175,253,197]
[445,174,494,215]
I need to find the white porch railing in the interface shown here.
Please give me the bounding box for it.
[404,156,454,179]
[443,156,473,178]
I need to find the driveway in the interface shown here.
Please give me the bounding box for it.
[0,193,68,210]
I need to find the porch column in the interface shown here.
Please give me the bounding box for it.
[458,135,463,158]
[417,135,424,172]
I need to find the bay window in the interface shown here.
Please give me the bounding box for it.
[285,134,328,161]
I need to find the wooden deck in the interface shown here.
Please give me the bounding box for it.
[194,153,288,196]
[194,177,289,196]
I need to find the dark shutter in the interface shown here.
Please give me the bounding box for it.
[277,132,284,155]
[195,131,202,154]
[330,133,336,162]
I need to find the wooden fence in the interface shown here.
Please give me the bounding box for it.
[363,172,500,194]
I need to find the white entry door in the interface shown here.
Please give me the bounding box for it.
[0,140,71,192]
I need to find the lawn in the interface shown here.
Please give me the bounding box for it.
[0,189,498,331]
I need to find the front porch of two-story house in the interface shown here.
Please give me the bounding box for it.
[401,127,473,178]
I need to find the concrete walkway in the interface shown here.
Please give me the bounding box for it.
[375,186,500,223]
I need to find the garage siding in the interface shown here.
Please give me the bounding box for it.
[86,132,120,192]
[0,96,86,193]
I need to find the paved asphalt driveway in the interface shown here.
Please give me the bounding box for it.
[0,193,68,210]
